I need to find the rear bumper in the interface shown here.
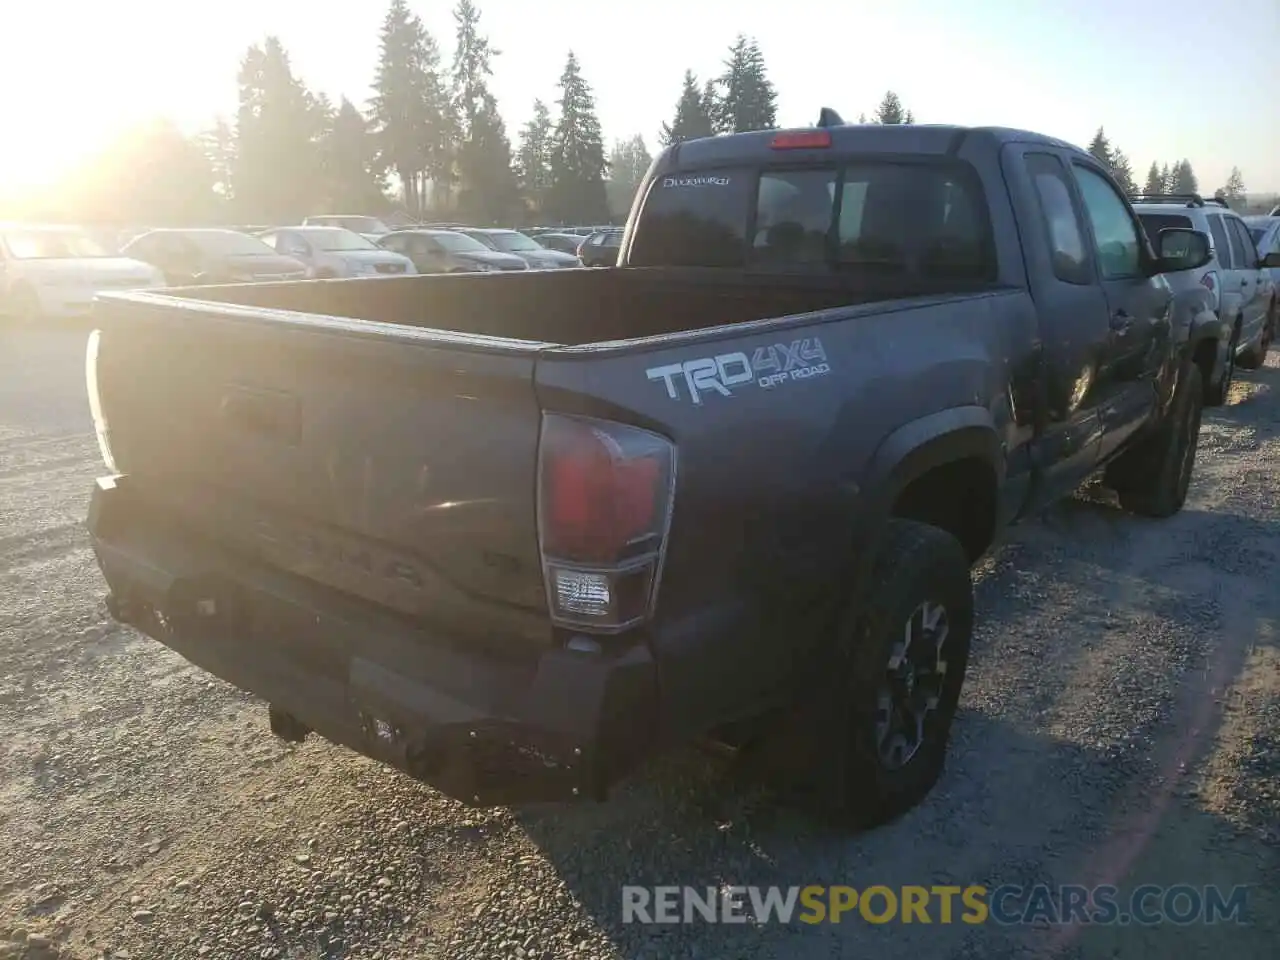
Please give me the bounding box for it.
[88,475,660,805]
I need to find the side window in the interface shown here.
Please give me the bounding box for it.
[1072,164,1142,280]
[381,235,403,254]
[1206,215,1233,268]
[1025,152,1090,285]
[259,232,278,250]
[1227,218,1257,269]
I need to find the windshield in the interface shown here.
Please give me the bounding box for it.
[4,229,109,259]
[299,228,377,251]
[488,231,541,253]
[323,216,389,234]
[629,162,995,281]
[432,232,491,253]
[190,230,277,257]
[1249,226,1266,245]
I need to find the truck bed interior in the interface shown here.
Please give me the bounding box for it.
[163,269,972,347]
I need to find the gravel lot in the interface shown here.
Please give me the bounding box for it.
[1,323,1277,960]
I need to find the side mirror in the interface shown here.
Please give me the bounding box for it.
[1262,251,1280,269]
[1153,227,1212,274]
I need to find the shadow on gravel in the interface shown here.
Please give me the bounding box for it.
[510,482,1279,959]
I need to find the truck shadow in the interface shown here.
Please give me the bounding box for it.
[511,493,1280,958]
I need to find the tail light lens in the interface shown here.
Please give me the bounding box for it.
[537,414,676,632]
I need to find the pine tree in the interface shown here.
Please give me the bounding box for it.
[1142,161,1163,196]
[320,98,386,211]
[75,120,218,225]
[873,91,907,125]
[1110,148,1136,195]
[369,0,452,215]
[659,70,716,146]
[198,117,237,206]
[450,0,517,223]
[606,135,652,218]
[1219,167,1247,208]
[232,37,322,221]
[701,78,724,134]
[1159,162,1173,192]
[717,35,777,133]
[1087,127,1112,168]
[1171,159,1199,195]
[516,99,554,213]
[546,51,608,224]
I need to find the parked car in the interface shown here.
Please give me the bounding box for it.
[578,227,623,266]
[377,229,528,273]
[534,232,588,256]
[452,228,581,269]
[121,229,309,286]
[1131,194,1274,393]
[0,224,164,322]
[301,215,392,243]
[86,117,1217,828]
[1245,215,1280,319]
[258,227,415,279]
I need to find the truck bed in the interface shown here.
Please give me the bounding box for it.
[157,268,969,346]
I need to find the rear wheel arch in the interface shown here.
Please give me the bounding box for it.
[865,408,1005,564]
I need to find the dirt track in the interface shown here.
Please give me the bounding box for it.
[1,323,1277,960]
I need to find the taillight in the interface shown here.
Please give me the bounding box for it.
[771,130,832,150]
[537,413,676,632]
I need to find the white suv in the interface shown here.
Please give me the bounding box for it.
[1132,194,1273,385]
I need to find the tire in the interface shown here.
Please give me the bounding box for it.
[1204,324,1237,407]
[1109,364,1204,518]
[801,520,974,828]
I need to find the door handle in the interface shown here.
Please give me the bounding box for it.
[1110,310,1134,335]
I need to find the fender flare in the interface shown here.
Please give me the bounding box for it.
[863,405,1005,508]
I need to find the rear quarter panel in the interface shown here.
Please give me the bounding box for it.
[535,289,1037,732]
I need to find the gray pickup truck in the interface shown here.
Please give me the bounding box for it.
[86,116,1220,827]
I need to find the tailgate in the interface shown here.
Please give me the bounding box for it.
[91,295,550,645]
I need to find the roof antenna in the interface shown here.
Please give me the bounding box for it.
[817,107,844,128]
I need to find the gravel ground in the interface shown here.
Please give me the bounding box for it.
[1,323,1277,960]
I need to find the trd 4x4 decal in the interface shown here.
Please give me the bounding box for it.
[645,338,831,404]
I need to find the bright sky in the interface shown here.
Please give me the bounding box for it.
[3,0,1278,194]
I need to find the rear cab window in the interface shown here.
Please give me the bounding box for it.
[628,161,997,282]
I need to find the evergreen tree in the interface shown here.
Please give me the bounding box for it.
[1218,167,1247,208]
[701,78,724,134]
[546,51,609,224]
[198,117,237,207]
[1087,127,1112,168]
[73,120,218,225]
[873,91,907,125]
[1142,161,1163,196]
[320,98,387,211]
[1171,159,1199,195]
[605,135,652,218]
[451,0,518,223]
[232,36,322,221]
[659,70,716,146]
[1110,148,1136,195]
[369,0,452,215]
[717,35,777,133]
[516,99,554,212]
